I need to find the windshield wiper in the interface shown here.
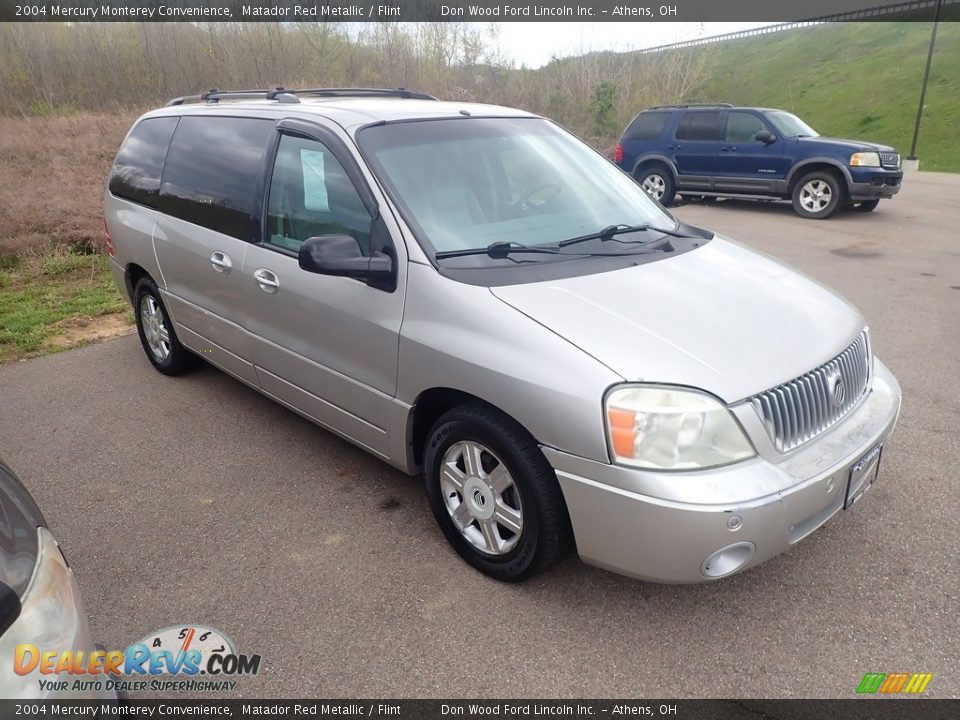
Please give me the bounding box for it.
[434,240,669,261]
[558,223,701,248]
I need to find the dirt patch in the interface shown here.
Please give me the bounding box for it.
[42,312,133,351]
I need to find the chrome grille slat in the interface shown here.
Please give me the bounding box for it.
[749,330,872,452]
[879,151,900,169]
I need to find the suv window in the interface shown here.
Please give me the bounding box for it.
[159,116,274,242]
[266,134,373,255]
[108,117,179,209]
[623,112,670,140]
[725,112,768,142]
[675,111,722,141]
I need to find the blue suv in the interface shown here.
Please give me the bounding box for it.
[614,104,903,219]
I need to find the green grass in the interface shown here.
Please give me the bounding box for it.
[0,249,130,362]
[690,22,960,172]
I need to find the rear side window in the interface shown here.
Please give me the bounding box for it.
[108,117,179,209]
[622,112,670,140]
[675,111,722,141]
[159,116,274,242]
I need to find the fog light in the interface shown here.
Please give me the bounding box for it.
[701,542,755,578]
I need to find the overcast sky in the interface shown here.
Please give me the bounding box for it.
[490,22,777,67]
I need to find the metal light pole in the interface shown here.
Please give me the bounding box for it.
[908,0,944,161]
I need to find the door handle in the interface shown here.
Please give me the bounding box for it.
[720,146,738,152]
[253,268,280,294]
[210,251,232,274]
[667,144,681,150]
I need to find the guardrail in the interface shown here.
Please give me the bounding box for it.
[638,0,957,55]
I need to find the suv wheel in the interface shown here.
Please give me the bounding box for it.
[424,403,571,582]
[792,170,845,219]
[133,277,197,375]
[635,165,676,207]
[854,199,880,212]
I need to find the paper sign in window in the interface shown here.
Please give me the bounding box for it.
[300,149,329,211]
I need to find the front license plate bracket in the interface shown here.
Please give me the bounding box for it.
[845,443,883,509]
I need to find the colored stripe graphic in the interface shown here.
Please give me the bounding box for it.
[857,673,886,693]
[857,672,932,694]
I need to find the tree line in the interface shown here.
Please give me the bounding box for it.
[0,22,708,144]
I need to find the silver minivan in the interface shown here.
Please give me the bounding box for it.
[104,88,901,583]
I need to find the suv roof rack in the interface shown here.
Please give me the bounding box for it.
[646,103,735,110]
[165,87,438,107]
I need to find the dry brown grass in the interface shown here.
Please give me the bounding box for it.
[0,112,137,257]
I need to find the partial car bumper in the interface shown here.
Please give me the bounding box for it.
[0,529,118,699]
[848,170,903,200]
[543,360,901,583]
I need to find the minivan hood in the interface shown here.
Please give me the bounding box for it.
[490,238,864,403]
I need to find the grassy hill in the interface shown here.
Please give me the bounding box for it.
[688,22,960,172]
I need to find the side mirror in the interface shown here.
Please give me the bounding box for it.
[755,130,777,144]
[298,235,395,291]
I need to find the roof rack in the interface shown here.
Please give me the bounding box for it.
[165,87,438,107]
[646,103,735,110]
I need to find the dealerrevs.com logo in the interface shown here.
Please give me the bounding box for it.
[15,625,261,694]
[856,672,933,695]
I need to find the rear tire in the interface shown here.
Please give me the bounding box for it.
[791,170,845,219]
[855,199,880,212]
[133,277,197,376]
[424,403,572,582]
[635,165,676,207]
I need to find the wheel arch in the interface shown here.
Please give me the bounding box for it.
[787,159,852,192]
[124,263,153,303]
[631,154,678,180]
[407,387,545,471]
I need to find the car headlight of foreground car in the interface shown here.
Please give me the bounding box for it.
[605,385,755,470]
[850,151,882,167]
[0,528,95,698]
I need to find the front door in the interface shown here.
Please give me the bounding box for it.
[239,124,406,459]
[714,110,786,192]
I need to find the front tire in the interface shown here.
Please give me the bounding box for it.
[133,276,196,375]
[635,165,676,207]
[791,170,845,219]
[424,403,571,582]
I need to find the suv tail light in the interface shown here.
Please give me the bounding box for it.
[103,218,114,257]
[613,144,624,164]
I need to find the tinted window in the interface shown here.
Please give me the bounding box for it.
[159,116,274,242]
[725,112,768,142]
[108,117,178,209]
[266,134,372,255]
[623,112,670,140]
[676,111,721,141]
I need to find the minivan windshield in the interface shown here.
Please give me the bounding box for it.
[766,111,819,138]
[357,117,676,261]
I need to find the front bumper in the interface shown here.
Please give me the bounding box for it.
[0,529,118,699]
[544,359,901,583]
[848,169,903,200]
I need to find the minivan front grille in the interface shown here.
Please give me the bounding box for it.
[749,330,872,453]
[879,152,901,169]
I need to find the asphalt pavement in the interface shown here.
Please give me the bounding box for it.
[1,172,958,698]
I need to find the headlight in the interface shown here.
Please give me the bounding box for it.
[0,528,110,699]
[850,152,881,167]
[605,386,755,470]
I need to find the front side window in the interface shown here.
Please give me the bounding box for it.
[766,111,819,138]
[109,117,179,209]
[725,112,769,143]
[159,116,274,242]
[358,117,675,259]
[265,134,372,255]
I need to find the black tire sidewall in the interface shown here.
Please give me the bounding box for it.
[133,277,190,374]
[636,165,676,207]
[792,171,845,219]
[424,408,564,582]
